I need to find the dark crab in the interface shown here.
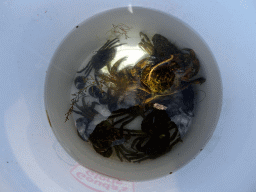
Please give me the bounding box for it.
[139,32,181,59]
[73,97,100,141]
[82,55,130,110]
[89,120,120,157]
[89,120,143,160]
[129,109,182,162]
[77,38,124,84]
[136,32,206,103]
[88,85,110,105]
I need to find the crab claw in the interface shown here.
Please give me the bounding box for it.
[181,48,200,80]
[138,32,154,55]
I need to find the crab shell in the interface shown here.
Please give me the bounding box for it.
[140,56,181,94]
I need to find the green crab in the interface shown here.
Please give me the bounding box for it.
[137,32,206,103]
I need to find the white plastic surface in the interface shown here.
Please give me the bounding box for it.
[1,0,256,191]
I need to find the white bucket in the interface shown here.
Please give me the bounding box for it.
[44,7,222,181]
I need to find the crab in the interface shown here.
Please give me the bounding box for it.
[73,98,100,122]
[129,109,182,162]
[98,57,139,95]
[138,32,181,59]
[89,119,144,161]
[137,32,206,103]
[89,120,121,157]
[98,56,148,111]
[73,97,101,141]
[77,38,124,84]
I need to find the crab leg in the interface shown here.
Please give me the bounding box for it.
[119,144,138,154]
[112,128,147,136]
[119,117,136,137]
[138,80,152,94]
[126,153,146,160]
[72,110,84,116]
[114,146,123,162]
[139,32,154,55]
[108,43,126,49]
[99,38,118,51]
[73,109,96,121]
[77,61,93,74]
[108,111,128,119]
[74,102,86,112]
[147,55,174,81]
[82,63,94,79]
[169,128,179,142]
[139,32,151,43]
[115,145,132,162]
[109,57,127,75]
[98,40,110,51]
[112,115,132,126]
[181,48,200,80]
[131,136,148,150]
[104,38,119,49]
[133,156,150,163]
[90,101,100,110]
[81,97,87,107]
[74,100,99,120]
